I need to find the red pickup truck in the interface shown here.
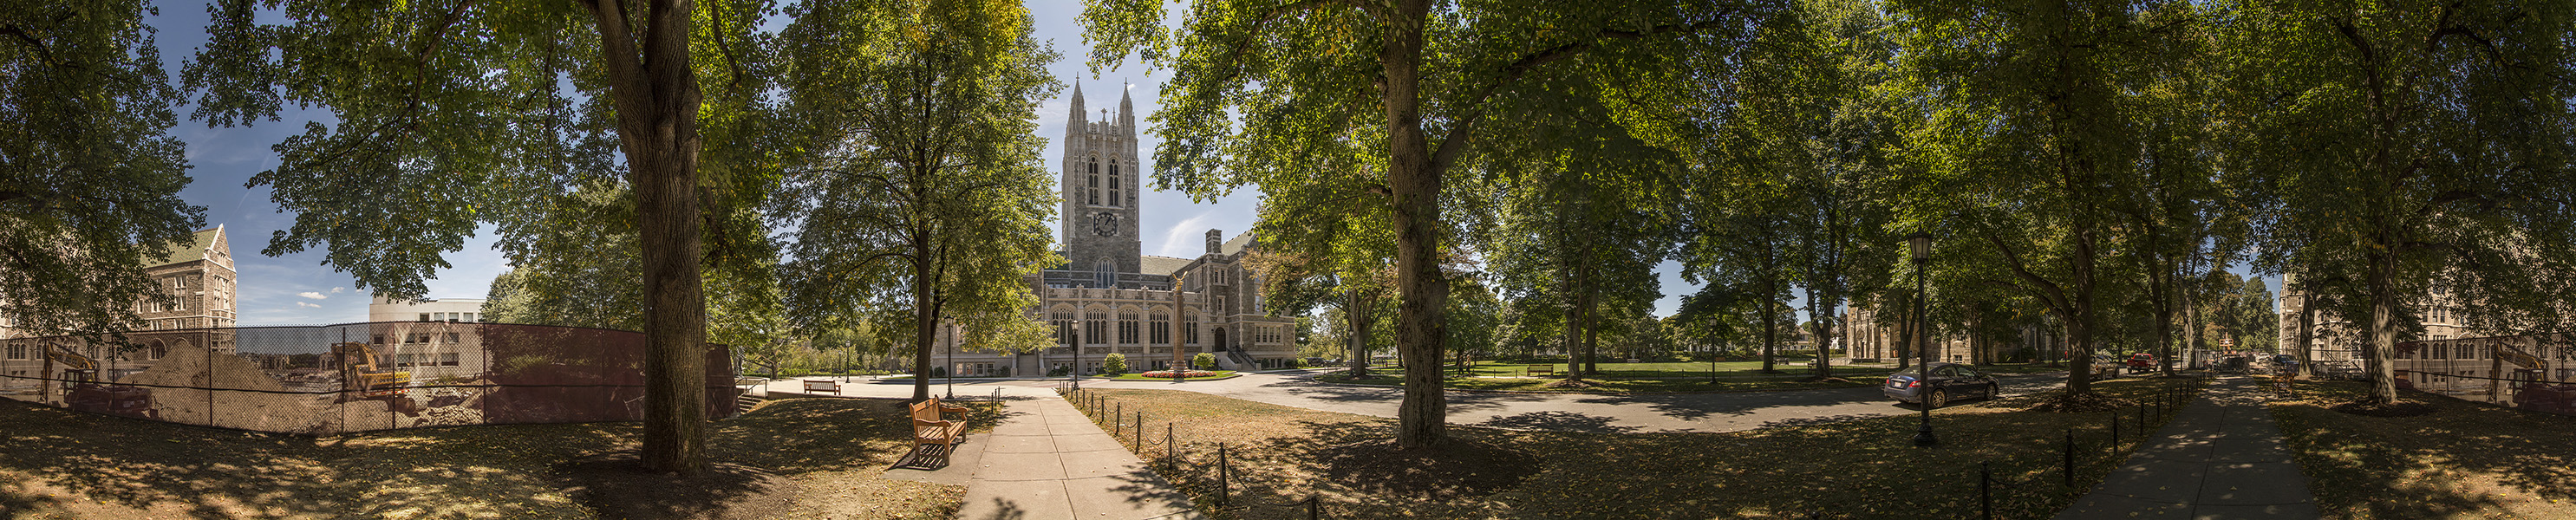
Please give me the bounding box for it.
[2125,354,2156,373]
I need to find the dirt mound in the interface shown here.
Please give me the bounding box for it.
[2331,400,2436,418]
[117,344,287,392]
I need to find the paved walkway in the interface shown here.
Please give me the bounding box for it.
[758,370,2071,435]
[2053,376,2319,519]
[791,384,1197,520]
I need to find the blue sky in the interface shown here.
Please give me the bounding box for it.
[136,1,2266,326]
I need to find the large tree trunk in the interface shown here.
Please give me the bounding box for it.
[1385,0,1449,450]
[1761,266,1778,373]
[590,0,708,475]
[910,254,939,402]
[1347,285,1371,376]
[1804,289,1836,378]
[2367,249,2400,404]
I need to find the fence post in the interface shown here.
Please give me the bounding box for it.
[1166,422,1175,467]
[1308,495,1320,520]
[2136,404,2146,430]
[2063,428,2075,487]
[1136,411,1145,447]
[1114,402,1122,433]
[1219,442,1231,507]
[2111,409,2121,445]
[1980,461,1993,520]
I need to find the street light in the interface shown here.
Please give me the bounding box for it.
[1909,231,1938,447]
[1069,319,1083,390]
[944,321,955,400]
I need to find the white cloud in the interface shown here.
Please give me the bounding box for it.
[1153,212,1216,257]
[295,302,321,309]
[330,287,344,294]
[296,291,328,300]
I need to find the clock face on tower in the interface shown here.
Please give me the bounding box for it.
[1092,212,1120,237]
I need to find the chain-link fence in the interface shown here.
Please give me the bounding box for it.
[0,322,737,434]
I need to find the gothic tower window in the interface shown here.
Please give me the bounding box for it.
[1108,160,1120,206]
[1086,159,1100,205]
[1184,310,1200,344]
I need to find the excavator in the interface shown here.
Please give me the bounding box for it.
[332,341,410,400]
[50,346,154,419]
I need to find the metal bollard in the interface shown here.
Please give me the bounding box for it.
[1114,402,1122,433]
[1136,411,1145,447]
[1307,495,1321,520]
[2111,409,2121,445]
[1218,443,1231,506]
[1980,461,1993,520]
[2063,429,2075,486]
[1165,423,1175,467]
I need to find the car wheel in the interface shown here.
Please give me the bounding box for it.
[1927,389,1950,409]
[1986,383,2001,400]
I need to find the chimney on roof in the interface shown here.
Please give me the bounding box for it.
[1205,230,1223,255]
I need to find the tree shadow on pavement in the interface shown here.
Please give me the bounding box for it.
[1475,410,1641,433]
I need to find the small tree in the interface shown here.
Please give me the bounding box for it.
[1192,353,1218,370]
[1101,354,1128,375]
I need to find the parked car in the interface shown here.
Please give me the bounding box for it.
[2125,353,2157,374]
[1884,362,2001,408]
[2089,353,2124,380]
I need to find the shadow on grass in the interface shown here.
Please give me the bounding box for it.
[2274,380,2575,518]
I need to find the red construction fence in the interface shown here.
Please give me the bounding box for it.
[0,322,738,434]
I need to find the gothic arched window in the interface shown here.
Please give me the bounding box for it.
[1086,159,1100,205]
[1108,160,1120,206]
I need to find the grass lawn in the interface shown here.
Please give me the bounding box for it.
[1431,361,2071,379]
[1317,362,2070,393]
[0,397,998,519]
[2271,380,2576,519]
[1067,377,2201,519]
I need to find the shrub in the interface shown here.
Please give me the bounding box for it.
[1048,366,1071,377]
[1293,358,1310,368]
[994,367,1012,378]
[1191,352,1217,370]
[929,367,947,378]
[1102,353,1128,375]
[781,368,812,377]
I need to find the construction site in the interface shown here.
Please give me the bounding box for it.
[0,322,740,434]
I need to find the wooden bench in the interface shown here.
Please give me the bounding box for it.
[910,398,971,446]
[801,379,841,395]
[1526,365,1555,377]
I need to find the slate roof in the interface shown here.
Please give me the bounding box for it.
[147,227,224,267]
[1139,256,1192,276]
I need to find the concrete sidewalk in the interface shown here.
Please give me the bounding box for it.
[2053,376,2318,519]
[884,390,1199,520]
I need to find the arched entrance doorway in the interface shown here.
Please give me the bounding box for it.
[1214,328,1229,352]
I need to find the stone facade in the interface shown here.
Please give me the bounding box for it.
[3,226,240,388]
[925,83,1296,378]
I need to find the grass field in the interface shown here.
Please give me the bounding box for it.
[1314,361,2069,393]
[1069,377,2200,519]
[2272,380,2576,519]
[0,397,996,519]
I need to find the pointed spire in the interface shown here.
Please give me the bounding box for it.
[1119,80,1135,133]
[1067,80,1087,136]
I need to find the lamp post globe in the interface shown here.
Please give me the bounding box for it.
[1908,231,1938,447]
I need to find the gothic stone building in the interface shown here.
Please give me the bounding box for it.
[3,226,241,389]
[932,83,1295,377]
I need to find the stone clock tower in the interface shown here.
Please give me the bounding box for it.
[1060,81,1143,287]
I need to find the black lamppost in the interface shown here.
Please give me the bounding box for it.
[1069,319,1084,389]
[1910,231,1939,447]
[944,321,955,400]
